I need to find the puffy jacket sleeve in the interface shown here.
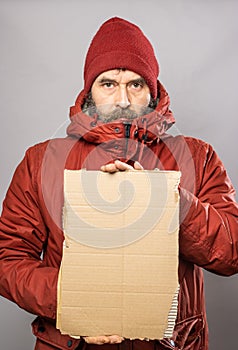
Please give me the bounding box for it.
[179,141,238,276]
[0,145,58,319]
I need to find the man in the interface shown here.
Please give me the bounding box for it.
[0,17,238,350]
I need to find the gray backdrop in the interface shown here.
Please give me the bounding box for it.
[0,1,237,349]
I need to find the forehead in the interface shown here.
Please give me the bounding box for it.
[94,69,144,82]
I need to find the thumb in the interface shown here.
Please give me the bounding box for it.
[134,161,144,170]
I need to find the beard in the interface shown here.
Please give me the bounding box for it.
[82,92,158,123]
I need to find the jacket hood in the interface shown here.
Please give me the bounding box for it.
[67,80,175,145]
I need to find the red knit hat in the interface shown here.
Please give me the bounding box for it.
[83,17,159,99]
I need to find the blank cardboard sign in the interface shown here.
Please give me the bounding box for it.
[57,170,181,339]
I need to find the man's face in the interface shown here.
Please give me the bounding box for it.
[90,69,151,122]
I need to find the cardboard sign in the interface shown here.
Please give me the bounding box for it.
[57,169,181,339]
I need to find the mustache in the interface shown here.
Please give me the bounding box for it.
[97,107,139,122]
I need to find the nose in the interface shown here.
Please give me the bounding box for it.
[115,86,130,109]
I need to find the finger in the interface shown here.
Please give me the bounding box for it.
[83,336,110,344]
[107,335,124,344]
[134,161,144,170]
[100,163,119,173]
[114,160,134,171]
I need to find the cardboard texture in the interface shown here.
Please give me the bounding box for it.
[57,169,181,339]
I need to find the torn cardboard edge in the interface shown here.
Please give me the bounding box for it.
[57,169,181,340]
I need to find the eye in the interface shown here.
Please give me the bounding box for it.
[102,82,115,89]
[129,81,144,90]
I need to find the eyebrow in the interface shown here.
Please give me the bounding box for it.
[129,78,146,85]
[97,77,146,85]
[98,78,116,84]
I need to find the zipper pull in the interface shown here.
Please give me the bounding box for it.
[123,122,131,138]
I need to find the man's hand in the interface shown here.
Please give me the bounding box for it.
[83,335,124,345]
[100,160,143,173]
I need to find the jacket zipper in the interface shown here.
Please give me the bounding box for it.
[123,122,131,158]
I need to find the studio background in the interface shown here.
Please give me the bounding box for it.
[0,1,237,349]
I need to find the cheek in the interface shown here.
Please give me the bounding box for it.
[97,103,115,115]
[91,86,115,107]
[131,92,151,108]
[144,93,151,106]
[92,94,116,115]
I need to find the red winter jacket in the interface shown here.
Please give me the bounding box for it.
[0,81,238,350]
